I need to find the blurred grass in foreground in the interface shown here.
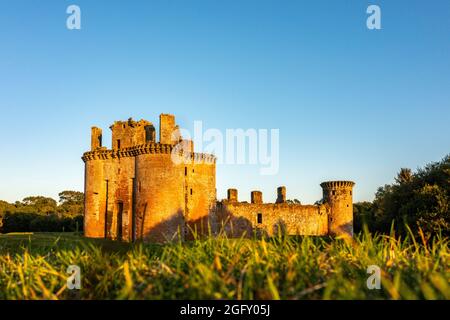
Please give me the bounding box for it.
[0,229,448,300]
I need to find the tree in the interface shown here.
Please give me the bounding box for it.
[58,191,84,205]
[20,196,57,214]
[0,200,16,231]
[369,155,450,236]
[395,168,413,184]
[353,201,375,232]
[58,191,84,216]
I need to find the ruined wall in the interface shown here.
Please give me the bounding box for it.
[215,202,329,238]
[213,183,355,239]
[111,119,155,149]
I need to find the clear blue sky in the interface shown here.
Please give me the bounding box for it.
[0,0,449,204]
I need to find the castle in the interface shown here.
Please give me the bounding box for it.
[82,114,355,242]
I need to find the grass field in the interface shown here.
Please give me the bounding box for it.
[0,230,448,300]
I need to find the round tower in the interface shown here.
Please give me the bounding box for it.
[320,181,355,237]
[83,154,107,238]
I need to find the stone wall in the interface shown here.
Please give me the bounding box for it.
[214,202,329,238]
[135,152,186,242]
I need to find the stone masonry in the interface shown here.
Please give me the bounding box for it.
[82,114,355,242]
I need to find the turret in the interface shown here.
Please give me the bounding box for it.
[320,181,355,237]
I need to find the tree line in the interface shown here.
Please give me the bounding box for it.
[354,154,449,237]
[0,191,83,233]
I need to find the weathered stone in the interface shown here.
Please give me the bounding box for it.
[276,186,286,204]
[251,191,263,204]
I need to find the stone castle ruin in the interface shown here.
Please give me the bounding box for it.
[82,114,355,242]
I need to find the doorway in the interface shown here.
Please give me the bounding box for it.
[116,202,123,241]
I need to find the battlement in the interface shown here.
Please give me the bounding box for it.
[320,181,355,189]
[82,142,216,164]
[224,187,292,205]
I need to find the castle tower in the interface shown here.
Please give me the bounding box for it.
[83,114,216,243]
[320,181,355,237]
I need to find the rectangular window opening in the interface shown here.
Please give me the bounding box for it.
[257,213,263,224]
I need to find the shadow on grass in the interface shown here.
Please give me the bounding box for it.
[0,232,140,255]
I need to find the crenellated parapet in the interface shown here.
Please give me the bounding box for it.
[320,181,355,189]
[82,142,216,164]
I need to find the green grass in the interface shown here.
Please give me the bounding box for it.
[0,231,448,300]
